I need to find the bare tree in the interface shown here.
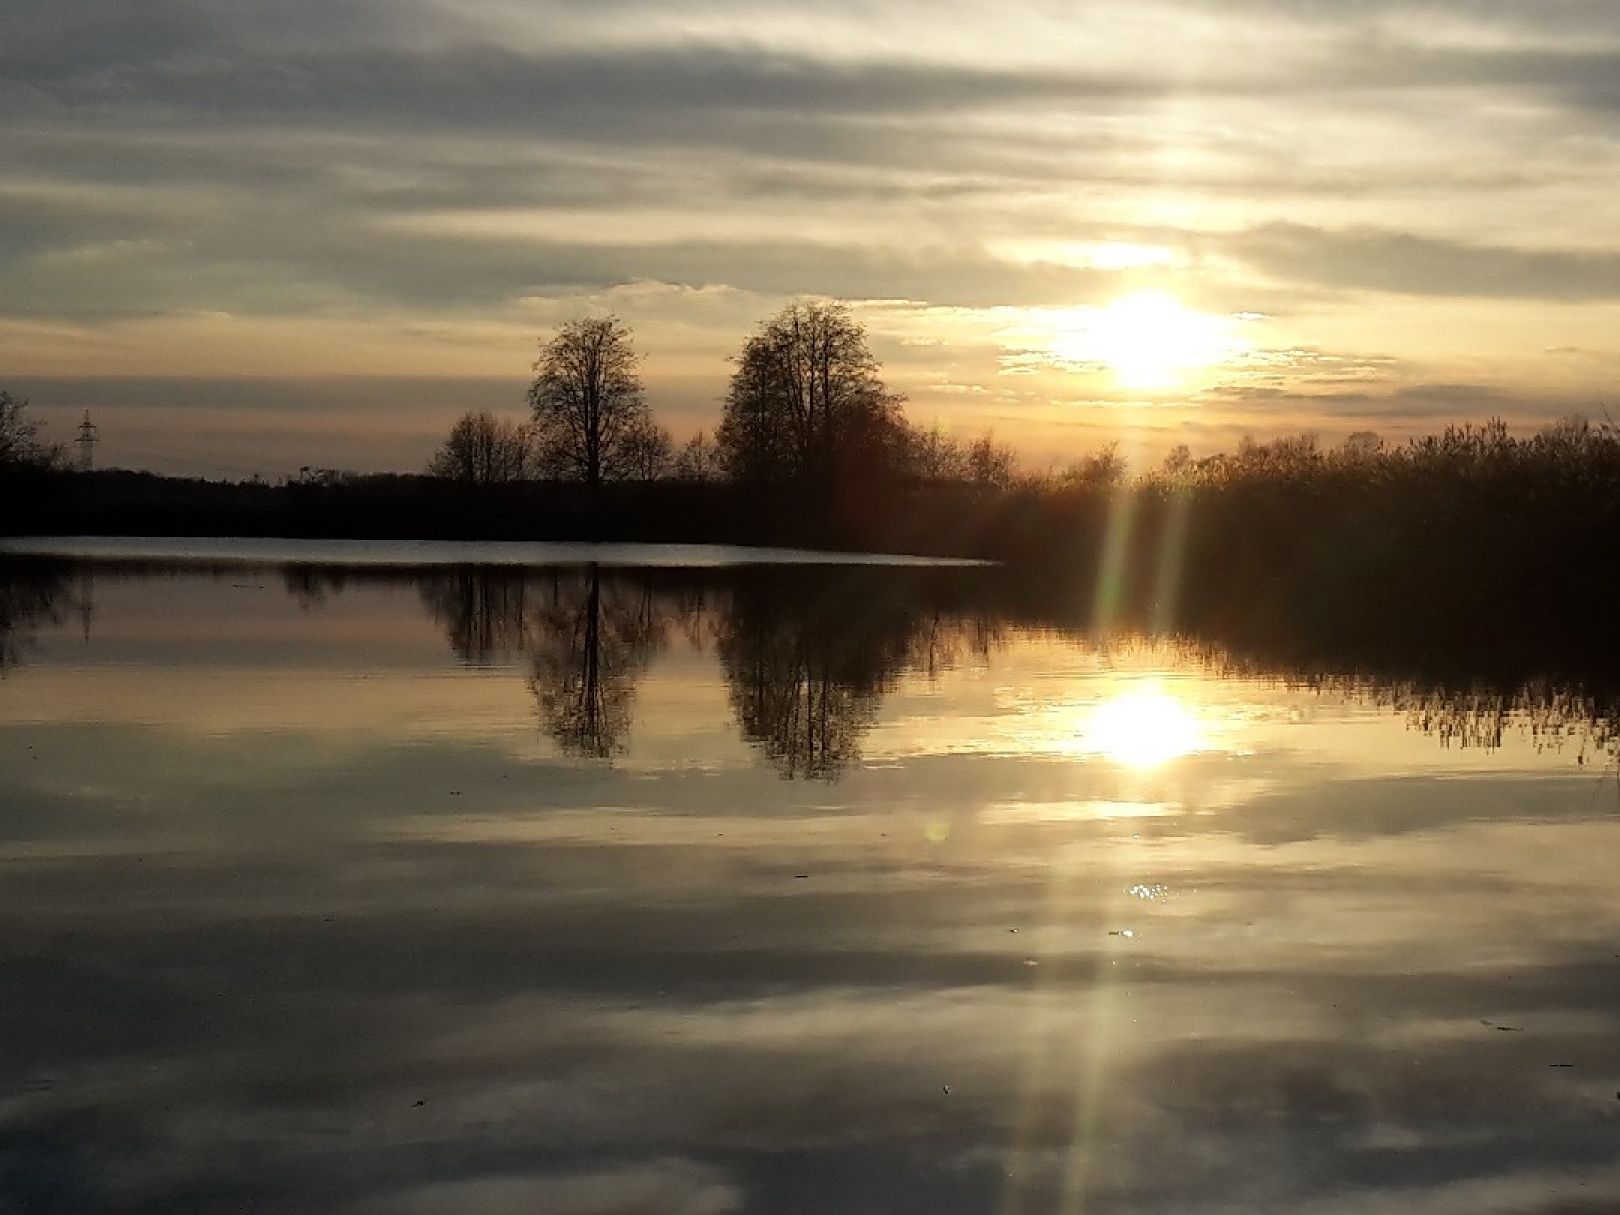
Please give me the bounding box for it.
[903,423,969,483]
[715,301,906,487]
[428,410,531,484]
[620,415,673,482]
[528,316,651,493]
[673,430,722,482]
[0,390,63,471]
[966,432,1017,489]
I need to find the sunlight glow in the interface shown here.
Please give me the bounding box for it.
[1046,291,1242,389]
[1081,681,1208,768]
[989,240,1178,271]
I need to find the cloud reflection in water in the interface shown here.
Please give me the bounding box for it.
[0,555,1618,1213]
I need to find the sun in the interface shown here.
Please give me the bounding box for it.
[1081,681,1208,768]
[1048,290,1238,390]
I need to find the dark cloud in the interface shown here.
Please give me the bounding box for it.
[1225,223,1620,300]
[1199,380,1607,424]
[4,2,1619,325]
[6,40,1620,153]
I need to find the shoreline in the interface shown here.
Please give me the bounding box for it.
[0,534,994,569]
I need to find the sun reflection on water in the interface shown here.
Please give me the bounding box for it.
[1080,680,1209,768]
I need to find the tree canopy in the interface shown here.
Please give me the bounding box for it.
[528,316,652,490]
[715,301,907,488]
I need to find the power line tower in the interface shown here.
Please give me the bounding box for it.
[76,410,98,472]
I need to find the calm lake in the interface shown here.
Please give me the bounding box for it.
[2,541,1617,1213]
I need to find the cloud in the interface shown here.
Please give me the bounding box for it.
[1225,224,1620,301]
[347,1163,744,1215]
[3,0,1620,466]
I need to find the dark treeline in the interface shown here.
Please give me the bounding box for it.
[10,415,1620,659]
[5,557,1616,777]
[5,303,1620,658]
[1126,418,1620,665]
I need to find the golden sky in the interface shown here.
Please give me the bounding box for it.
[5,0,1620,475]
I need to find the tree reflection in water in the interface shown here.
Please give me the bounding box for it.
[419,566,532,666]
[0,560,72,673]
[417,563,1002,776]
[716,569,997,779]
[421,564,666,757]
[526,565,664,759]
[8,555,1613,772]
[349,561,1620,776]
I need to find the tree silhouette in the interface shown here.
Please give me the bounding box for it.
[428,411,530,484]
[715,301,907,490]
[0,390,63,472]
[528,317,651,494]
[673,430,722,482]
[620,415,674,481]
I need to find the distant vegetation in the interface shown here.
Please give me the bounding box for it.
[5,304,1620,656]
[1126,417,1620,661]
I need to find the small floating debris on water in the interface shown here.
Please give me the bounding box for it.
[413,1099,425,1107]
[1126,883,1169,901]
[1109,929,1135,938]
[1479,1020,1524,1032]
[942,1085,951,1096]
[1022,958,1039,967]
[1549,1063,1575,1068]
[793,874,809,879]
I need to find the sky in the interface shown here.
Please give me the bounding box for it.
[4,0,1620,477]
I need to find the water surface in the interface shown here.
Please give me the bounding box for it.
[2,550,1617,1213]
